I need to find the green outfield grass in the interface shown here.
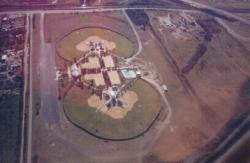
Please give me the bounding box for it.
[57,27,134,61]
[63,79,162,139]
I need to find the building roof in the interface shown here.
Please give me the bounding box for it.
[102,55,115,68]
[70,64,81,77]
[121,69,137,79]
[107,70,121,85]
[1,55,7,60]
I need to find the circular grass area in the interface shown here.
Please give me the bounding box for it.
[57,27,134,61]
[63,79,162,140]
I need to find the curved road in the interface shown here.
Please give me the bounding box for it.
[215,18,250,42]
[179,0,250,25]
[122,9,143,63]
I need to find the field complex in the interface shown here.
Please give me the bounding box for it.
[56,24,162,139]
[28,5,250,163]
[31,11,166,163]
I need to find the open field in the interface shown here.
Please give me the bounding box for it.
[193,0,250,10]
[0,95,22,163]
[45,12,137,56]
[57,27,134,61]
[141,11,250,162]
[63,79,162,139]
[217,19,250,40]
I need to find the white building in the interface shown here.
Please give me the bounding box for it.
[70,63,81,78]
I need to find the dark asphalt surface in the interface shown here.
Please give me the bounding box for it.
[39,13,60,127]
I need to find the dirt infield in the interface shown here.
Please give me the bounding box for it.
[76,35,116,52]
[107,71,121,85]
[63,80,162,139]
[83,73,106,86]
[57,27,134,61]
[88,91,138,119]
[80,56,100,69]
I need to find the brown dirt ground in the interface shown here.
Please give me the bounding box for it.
[44,12,137,45]
[193,0,250,9]
[139,11,250,162]
[87,91,138,119]
[221,20,250,39]
[76,35,116,52]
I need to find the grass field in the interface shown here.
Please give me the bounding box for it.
[0,95,21,163]
[63,79,162,139]
[57,27,134,61]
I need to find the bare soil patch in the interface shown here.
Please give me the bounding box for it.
[63,80,162,139]
[88,91,138,119]
[139,11,250,162]
[76,35,116,52]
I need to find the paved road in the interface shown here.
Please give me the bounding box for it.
[26,13,33,163]
[26,13,61,163]
[179,0,250,25]
[122,9,142,63]
[19,13,30,163]
[208,117,250,163]
[0,6,201,15]
[215,129,250,163]
[140,75,173,156]
[39,13,60,127]
[141,76,172,124]
[215,18,250,42]
[0,3,250,27]
[121,9,172,126]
